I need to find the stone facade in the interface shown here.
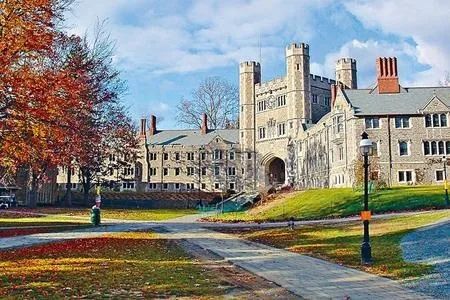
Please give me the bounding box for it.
[57,42,450,194]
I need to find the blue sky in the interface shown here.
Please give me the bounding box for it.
[66,0,450,129]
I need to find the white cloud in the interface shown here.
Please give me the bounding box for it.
[313,39,418,87]
[66,0,331,74]
[344,0,450,85]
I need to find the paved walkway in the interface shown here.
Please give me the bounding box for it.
[0,212,437,299]
[401,220,450,299]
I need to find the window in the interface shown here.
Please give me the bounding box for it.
[436,170,444,182]
[201,167,207,176]
[425,113,448,128]
[229,182,235,190]
[163,168,168,176]
[372,141,379,157]
[213,150,223,160]
[229,151,235,160]
[395,116,410,128]
[441,114,448,127]
[201,152,206,160]
[162,183,168,190]
[399,141,409,156]
[365,117,380,129]
[312,94,318,104]
[149,168,157,176]
[296,63,300,71]
[163,153,168,160]
[175,152,180,161]
[247,152,252,160]
[398,171,413,183]
[338,146,344,161]
[258,127,266,139]
[214,183,220,190]
[123,167,134,176]
[324,96,331,106]
[149,153,157,161]
[186,183,194,190]
[149,183,157,190]
[277,123,286,136]
[175,183,180,190]
[109,154,116,162]
[109,168,114,176]
[333,115,344,134]
[228,167,236,176]
[187,152,194,161]
[257,100,267,112]
[201,183,206,190]
[122,182,135,189]
[175,168,180,176]
[277,95,286,106]
[423,141,450,156]
[187,167,194,176]
[214,166,220,176]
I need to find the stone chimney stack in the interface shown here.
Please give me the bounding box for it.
[139,117,147,137]
[149,115,157,136]
[376,57,400,94]
[330,84,337,106]
[201,113,208,134]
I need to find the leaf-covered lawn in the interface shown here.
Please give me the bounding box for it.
[0,225,91,238]
[227,210,450,280]
[208,185,448,222]
[0,232,224,299]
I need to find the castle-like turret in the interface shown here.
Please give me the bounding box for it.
[239,61,260,190]
[335,58,357,89]
[286,43,311,128]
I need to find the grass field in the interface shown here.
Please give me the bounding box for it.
[0,208,196,227]
[208,185,448,222]
[0,231,225,299]
[228,210,450,280]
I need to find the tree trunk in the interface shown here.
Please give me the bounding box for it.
[29,173,38,208]
[82,168,91,206]
[64,166,72,207]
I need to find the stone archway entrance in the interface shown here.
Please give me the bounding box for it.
[267,157,286,186]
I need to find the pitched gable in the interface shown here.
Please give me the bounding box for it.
[421,95,449,113]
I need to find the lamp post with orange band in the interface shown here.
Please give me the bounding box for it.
[443,156,449,207]
[359,132,373,265]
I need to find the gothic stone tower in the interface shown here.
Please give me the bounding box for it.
[335,58,357,89]
[286,43,311,130]
[239,61,261,190]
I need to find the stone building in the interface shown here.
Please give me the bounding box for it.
[57,42,449,195]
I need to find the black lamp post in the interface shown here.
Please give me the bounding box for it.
[359,132,373,265]
[443,156,449,207]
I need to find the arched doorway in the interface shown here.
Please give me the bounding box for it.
[267,157,286,186]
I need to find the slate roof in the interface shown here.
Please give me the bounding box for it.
[147,129,239,146]
[343,86,450,116]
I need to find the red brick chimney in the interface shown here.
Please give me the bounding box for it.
[201,113,208,134]
[139,117,147,137]
[149,115,157,136]
[331,84,337,106]
[376,57,400,94]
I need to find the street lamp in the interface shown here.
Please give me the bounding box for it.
[443,156,449,207]
[359,132,373,265]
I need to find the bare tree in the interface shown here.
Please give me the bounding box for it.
[439,72,450,86]
[176,77,239,129]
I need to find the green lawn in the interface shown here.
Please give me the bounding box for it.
[0,231,225,299]
[208,185,448,222]
[0,208,196,227]
[229,210,450,280]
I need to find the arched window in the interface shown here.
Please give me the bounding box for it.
[431,141,437,155]
[423,141,430,155]
[438,141,445,155]
[433,114,440,127]
[440,114,447,127]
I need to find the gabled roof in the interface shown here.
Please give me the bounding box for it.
[342,86,450,116]
[147,129,239,146]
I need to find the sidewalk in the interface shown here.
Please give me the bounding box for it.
[161,222,434,300]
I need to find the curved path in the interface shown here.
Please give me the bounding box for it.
[401,220,450,299]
